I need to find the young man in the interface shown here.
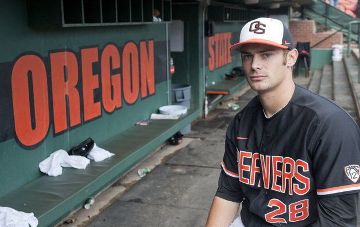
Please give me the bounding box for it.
[206,17,360,227]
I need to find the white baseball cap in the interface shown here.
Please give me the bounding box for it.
[231,17,293,50]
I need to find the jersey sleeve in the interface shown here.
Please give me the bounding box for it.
[215,120,244,203]
[310,111,360,196]
[308,193,359,226]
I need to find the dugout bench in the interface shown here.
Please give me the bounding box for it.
[206,77,247,110]
[0,109,199,227]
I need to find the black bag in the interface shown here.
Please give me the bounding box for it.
[167,132,184,145]
[68,137,95,156]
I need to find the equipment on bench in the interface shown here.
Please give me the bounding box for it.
[68,137,95,157]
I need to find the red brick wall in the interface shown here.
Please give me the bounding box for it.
[290,20,343,48]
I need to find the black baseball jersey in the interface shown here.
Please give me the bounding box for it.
[216,85,360,226]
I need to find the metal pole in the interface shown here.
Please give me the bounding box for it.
[358,23,360,83]
[166,21,171,104]
[348,21,352,57]
[347,21,360,82]
[348,21,360,56]
[325,4,328,28]
[358,56,360,83]
[358,24,360,83]
[358,23,360,46]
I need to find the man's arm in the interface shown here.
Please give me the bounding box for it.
[206,121,243,227]
[206,196,240,227]
[309,193,359,226]
[308,111,360,226]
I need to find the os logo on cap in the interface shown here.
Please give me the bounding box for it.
[249,21,266,34]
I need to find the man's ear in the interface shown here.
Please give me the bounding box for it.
[286,49,298,67]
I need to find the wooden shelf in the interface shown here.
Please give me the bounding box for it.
[27,0,172,28]
[207,5,265,22]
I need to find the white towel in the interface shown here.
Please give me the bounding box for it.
[150,113,180,120]
[0,207,38,227]
[87,143,114,162]
[39,149,90,177]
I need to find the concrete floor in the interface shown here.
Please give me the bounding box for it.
[84,88,256,227]
[55,86,254,227]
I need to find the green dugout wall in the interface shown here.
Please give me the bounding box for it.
[0,1,196,197]
[0,0,291,197]
[0,1,203,225]
[205,22,243,85]
[310,48,333,69]
[171,2,204,111]
[0,0,331,225]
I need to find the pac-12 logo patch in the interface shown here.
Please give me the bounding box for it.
[345,165,360,183]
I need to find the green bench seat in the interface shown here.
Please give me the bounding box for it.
[0,109,199,227]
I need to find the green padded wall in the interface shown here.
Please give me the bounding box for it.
[205,22,244,85]
[0,0,173,196]
[170,3,202,111]
[310,48,333,70]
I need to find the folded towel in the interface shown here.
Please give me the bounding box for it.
[87,143,114,162]
[39,149,90,176]
[0,207,38,227]
[150,113,180,120]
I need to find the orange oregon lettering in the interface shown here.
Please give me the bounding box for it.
[222,33,227,65]
[208,36,215,71]
[122,42,140,104]
[101,44,121,113]
[81,47,101,122]
[220,33,225,67]
[50,51,81,133]
[208,33,233,71]
[217,34,223,67]
[140,40,155,98]
[224,33,228,64]
[215,34,220,69]
[12,55,49,146]
[226,32,232,64]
